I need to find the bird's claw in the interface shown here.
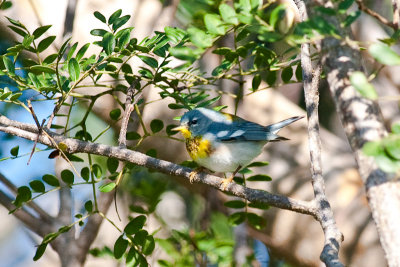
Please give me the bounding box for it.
[220,176,234,190]
[189,167,206,183]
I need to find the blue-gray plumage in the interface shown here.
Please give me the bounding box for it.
[174,107,303,187]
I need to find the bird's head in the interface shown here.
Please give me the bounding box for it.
[172,108,225,139]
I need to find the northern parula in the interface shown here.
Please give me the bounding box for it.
[173,108,302,188]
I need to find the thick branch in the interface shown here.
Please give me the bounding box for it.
[0,115,317,217]
[314,1,400,266]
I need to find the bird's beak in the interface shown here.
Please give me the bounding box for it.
[172,125,191,138]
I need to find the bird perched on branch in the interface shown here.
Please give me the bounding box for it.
[173,108,303,189]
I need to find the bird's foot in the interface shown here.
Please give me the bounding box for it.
[189,167,206,183]
[220,175,234,190]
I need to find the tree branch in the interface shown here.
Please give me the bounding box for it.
[313,0,400,265]
[295,1,344,266]
[0,114,317,217]
[0,172,53,223]
[355,0,398,30]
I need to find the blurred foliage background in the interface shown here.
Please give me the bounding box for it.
[0,0,399,266]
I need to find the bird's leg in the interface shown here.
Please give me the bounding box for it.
[189,166,207,183]
[220,165,242,190]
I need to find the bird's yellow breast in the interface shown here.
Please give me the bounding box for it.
[185,136,212,160]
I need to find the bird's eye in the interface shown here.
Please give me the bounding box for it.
[189,119,198,126]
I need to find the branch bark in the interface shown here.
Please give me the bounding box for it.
[0,114,317,217]
[294,1,344,266]
[311,1,400,266]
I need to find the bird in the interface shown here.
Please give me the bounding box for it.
[173,107,303,189]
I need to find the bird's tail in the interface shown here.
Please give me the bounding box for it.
[265,116,304,141]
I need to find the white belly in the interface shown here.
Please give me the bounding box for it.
[194,141,266,173]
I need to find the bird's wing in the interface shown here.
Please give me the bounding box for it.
[214,116,303,142]
[212,121,276,142]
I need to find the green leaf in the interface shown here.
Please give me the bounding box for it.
[142,235,155,255]
[369,43,400,66]
[10,145,19,157]
[248,201,270,210]
[90,29,108,36]
[228,212,246,226]
[102,32,116,55]
[112,15,130,31]
[8,25,27,37]
[224,200,246,208]
[384,137,400,160]
[108,9,122,25]
[109,108,121,120]
[30,65,56,74]
[66,154,84,162]
[32,25,52,39]
[342,10,361,27]
[350,71,377,100]
[132,230,148,246]
[37,36,56,53]
[58,37,72,59]
[247,161,269,167]
[169,46,199,62]
[204,14,225,35]
[146,148,157,158]
[138,56,158,68]
[22,35,34,47]
[43,53,58,64]
[85,200,93,213]
[247,174,272,182]
[16,186,32,203]
[124,215,147,235]
[66,42,78,61]
[94,11,106,23]
[76,43,90,61]
[99,182,116,192]
[10,92,22,101]
[0,1,12,10]
[247,212,266,229]
[81,167,90,181]
[126,131,141,140]
[33,243,48,261]
[165,26,186,44]
[251,74,261,91]
[219,4,238,25]
[269,4,287,29]
[68,58,80,81]
[107,158,119,173]
[3,56,15,75]
[338,0,354,13]
[42,174,60,187]
[61,169,74,185]
[29,180,45,193]
[92,164,103,178]
[188,27,213,48]
[150,119,164,133]
[113,235,128,259]
[375,154,400,173]
[197,95,221,108]
[281,66,293,83]
[295,63,303,81]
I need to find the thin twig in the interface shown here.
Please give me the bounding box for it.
[355,0,398,30]
[118,79,142,148]
[392,0,400,29]
[295,0,344,266]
